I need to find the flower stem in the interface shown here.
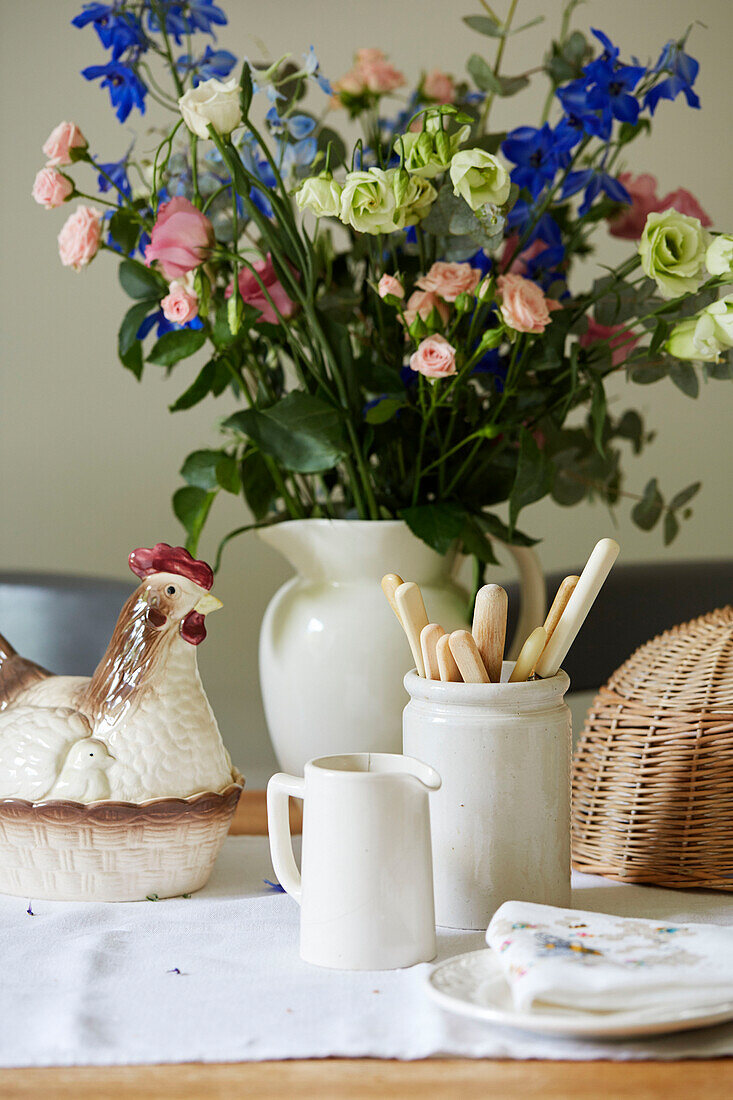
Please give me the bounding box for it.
[478,0,520,135]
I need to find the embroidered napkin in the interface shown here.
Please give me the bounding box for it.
[486,901,733,1015]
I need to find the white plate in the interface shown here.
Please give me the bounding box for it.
[427,949,733,1039]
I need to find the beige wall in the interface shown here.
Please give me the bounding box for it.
[1,0,732,783]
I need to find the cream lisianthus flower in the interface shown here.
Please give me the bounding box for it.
[339,168,400,234]
[706,235,733,278]
[396,124,471,178]
[639,210,710,299]
[178,77,242,139]
[449,149,511,211]
[296,174,343,218]
[398,173,437,226]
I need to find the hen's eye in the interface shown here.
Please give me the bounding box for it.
[166,585,176,595]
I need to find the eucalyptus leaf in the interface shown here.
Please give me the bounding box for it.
[669,360,700,398]
[463,15,503,36]
[669,481,701,510]
[468,54,502,94]
[631,478,664,531]
[663,510,680,546]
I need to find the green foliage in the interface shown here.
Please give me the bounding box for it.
[509,430,553,529]
[225,393,347,474]
[173,487,216,556]
[148,329,207,367]
[119,260,165,300]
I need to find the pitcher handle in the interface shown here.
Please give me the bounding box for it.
[266,772,305,903]
[494,542,547,660]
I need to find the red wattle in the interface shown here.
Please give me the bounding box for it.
[180,610,207,645]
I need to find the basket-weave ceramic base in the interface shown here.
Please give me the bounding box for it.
[0,773,244,902]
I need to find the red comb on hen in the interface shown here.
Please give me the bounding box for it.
[128,543,213,591]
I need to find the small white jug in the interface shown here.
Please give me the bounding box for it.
[267,752,441,970]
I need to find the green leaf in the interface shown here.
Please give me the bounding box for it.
[120,340,143,380]
[663,511,680,546]
[225,392,347,474]
[168,359,217,412]
[631,478,664,531]
[509,429,552,528]
[706,359,733,380]
[148,328,206,367]
[590,376,607,455]
[510,16,545,34]
[473,511,539,547]
[239,59,253,116]
[109,209,140,255]
[118,301,153,358]
[173,487,216,556]
[400,502,466,556]
[462,14,503,36]
[365,397,403,425]
[358,359,404,393]
[630,362,669,385]
[119,259,165,300]
[497,74,530,96]
[649,319,670,356]
[240,450,278,520]
[468,53,502,93]
[180,450,223,491]
[669,481,701,510]
[615,409,644,454]
[669,360,700,398]
[317,126,347,170]
[459,515,500,565]
[216,454,241,495]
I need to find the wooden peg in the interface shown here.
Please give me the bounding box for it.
[472,584,507,683]
[395,582,430,677]
[509,626,547,683]
[543,575,580,645]
[448,630,490,684]
[536,538,620,678]
[381,573,405,626]
[436,634,463,682]
[420,623,445,681]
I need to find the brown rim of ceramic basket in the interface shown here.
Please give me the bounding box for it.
[0,769,245,824]
[571,606,733,890]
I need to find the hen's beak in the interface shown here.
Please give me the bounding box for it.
[194,594,223,616]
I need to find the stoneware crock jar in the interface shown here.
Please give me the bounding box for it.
[258,519,545,775]
[403,662,572,930]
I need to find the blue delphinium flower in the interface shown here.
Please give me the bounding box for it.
[95,152,132,198]
[644,40,700,114]
[137,309,203,340]
[586,56,645,125]
[561,167,631,217]
[502,124,569,199]
[178,45,237,85]
[73,4,146,60]
[302,46,333,96]
[555,81,612,143]
[147,1,227,44]
[81,60,147,121]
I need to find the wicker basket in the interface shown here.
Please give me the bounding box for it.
[572,607,733,890]
[0,770,244,902]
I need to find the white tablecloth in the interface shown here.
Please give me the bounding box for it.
[1,835,733,1067]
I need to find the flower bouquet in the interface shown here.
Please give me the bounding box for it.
[34,0,733,583]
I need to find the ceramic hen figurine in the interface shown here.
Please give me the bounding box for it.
[0,544,234,803]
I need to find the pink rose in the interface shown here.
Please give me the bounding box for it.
[415,261,482,302]
[496,273,557,334]
[161,281,199,325]
[145,197,215,281]
[659,188,712,227]
[335,49,405,96]
[57,205,102,271]
[32,167,73,209]
[422,69,456,104]
[378,274,405,299]
[42,121,87,167]
[409,334,457,379]
[579,318,639,368]
[607,173,664,239]
[500,235,549,277]
[226,254,298,325]
[400,290,450,327]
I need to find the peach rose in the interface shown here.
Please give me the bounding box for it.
[607,173,664,240]
[57,205,102,271]
[660,188,712,227]
[579,318,639,367]
[145,197,215,281]
[400,290,450,327]
[423,69,456,104]
[32,167,73,209]
[161,280,199,325]
[378,273,405,299]
[409,334,457,379]
[42,121,87,167]
[335,48,405,96]
[496,273,558,334]
[415,261,482,302]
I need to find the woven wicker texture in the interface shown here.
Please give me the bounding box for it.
[572,606,733,890]
[0,776,243,901]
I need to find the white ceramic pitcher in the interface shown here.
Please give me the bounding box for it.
[267,752,441,970]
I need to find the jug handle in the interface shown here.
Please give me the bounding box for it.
[267,772,305,902]
[453,541,546,660]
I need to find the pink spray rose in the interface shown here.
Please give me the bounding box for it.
[409,334,457,379]
[579,318,639,368]
[42,121,87,167]
[416,261,482,302]
[145,197,215,281]
[161,280,199,325]
[422,69,456,104]
[335,48,405,97]
[32,167,73,209]
[378,273,405,299]
[57,205,102,271]
[496,273,559,334]
[226,254,298,325]
[607,173,663,239]
[659,188,712,226]
[400,290,450,327]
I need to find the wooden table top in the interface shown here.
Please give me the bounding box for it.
[2,791,731,1100]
